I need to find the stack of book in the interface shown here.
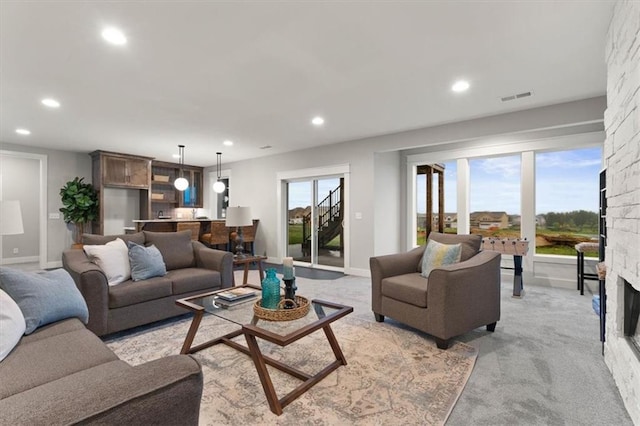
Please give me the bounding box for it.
[214,287,257,308]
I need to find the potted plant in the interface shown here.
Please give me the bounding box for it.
[59,177,99,246]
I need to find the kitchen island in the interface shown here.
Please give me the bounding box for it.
[132,218,220,233]
[132,218,259,254]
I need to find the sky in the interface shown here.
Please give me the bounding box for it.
[416,147,602,215]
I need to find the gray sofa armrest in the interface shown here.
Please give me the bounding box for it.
[370,246,425,313]
[62,248,109,336]
[192,242,234,288]
[0,355,203,425]
[426,250,502,338]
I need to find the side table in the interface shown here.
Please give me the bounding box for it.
[232,255,267,285]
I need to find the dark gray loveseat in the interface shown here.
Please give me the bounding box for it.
[63,230,233,336]
[0,317,203,424]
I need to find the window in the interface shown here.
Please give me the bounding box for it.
[535,147,602,257]
[469,155,521,238]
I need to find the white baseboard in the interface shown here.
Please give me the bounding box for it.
[46,261,63,269]
[346,267,370,278]
[0,255,39,265]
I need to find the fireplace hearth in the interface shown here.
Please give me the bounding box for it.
[624,280,640,355]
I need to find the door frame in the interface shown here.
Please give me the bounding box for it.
[0,150,48,269]
[276,164,350,273]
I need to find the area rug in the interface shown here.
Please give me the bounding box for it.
[105,276,477,425]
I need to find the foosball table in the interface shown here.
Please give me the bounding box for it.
[481,238,530,298]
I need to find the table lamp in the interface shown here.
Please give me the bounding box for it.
[225,206,252,257]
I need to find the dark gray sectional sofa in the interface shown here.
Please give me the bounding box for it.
[63,230,234,336]
[0,317,203,424]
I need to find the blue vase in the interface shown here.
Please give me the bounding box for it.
[261,268,281,309]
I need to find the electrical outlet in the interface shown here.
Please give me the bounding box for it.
[13,248,19,254]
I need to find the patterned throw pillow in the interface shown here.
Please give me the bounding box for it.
[420,239,462,278]
[127,241,167,281]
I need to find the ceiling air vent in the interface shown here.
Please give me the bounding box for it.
[501,91,532,102]
[259,145,272,150]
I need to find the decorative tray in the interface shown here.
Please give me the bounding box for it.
[253,295,310,321]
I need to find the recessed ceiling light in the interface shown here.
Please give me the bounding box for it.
[223,140,234,146]
[312,116,325,126]
[41,98,60,108]
[102,27,127,45]
[15,128,31,135]
[451,80,470,93]
[172,154,181,159]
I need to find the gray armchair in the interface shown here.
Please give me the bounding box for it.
[370,232,501,349]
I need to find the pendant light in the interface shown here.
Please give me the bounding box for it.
[213,152,226,193]
[174,144,189,191]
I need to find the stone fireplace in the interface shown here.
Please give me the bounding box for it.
[603,1,640,423]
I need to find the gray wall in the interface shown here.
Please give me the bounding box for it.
[1,96,606,271]
[208,96,606,274]
[1,155,39,260]
[103,187,140,235]
[0,141,91,266]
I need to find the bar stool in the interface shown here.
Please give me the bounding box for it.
[177,221,201,241]
[575,242,599,295]
[200,221,230,250]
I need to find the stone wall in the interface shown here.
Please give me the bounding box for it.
[603,1,640,423]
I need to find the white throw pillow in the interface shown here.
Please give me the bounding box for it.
[83,238,131,285]
[0,288,26,361]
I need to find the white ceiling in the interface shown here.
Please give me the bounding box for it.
[0,1,613,167]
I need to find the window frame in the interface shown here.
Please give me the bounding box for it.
[405,132,603,267]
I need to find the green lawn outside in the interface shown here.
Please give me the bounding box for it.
[288,224,303,245]
[288,223,341,249]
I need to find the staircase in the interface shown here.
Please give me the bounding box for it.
[302,181,343,256]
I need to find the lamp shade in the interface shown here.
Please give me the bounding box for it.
[225,206,252,227]
[0,200,24,235]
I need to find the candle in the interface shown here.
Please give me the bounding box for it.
[283,257,294,279]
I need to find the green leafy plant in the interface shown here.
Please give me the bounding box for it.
[59,177,99,244]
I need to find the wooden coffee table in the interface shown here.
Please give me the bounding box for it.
[176,286,353,415]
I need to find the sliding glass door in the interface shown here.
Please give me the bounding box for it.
[286,176,344,270]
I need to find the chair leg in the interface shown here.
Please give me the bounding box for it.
[487,322,497,332]
[435,337,449,350]
[374,313,384,322]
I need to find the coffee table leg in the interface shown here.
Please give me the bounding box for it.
[322,325,347,365]
[181,311,204,354]
[245,333,282,415]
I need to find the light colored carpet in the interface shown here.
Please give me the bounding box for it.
[105,274,477,425]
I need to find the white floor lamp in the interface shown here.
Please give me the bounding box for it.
[1,200,24,236]
[1,200,24,262]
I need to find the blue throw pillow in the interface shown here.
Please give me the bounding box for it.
[0,267,89,334]
[420,239,462,278]
[127,241,167,281]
